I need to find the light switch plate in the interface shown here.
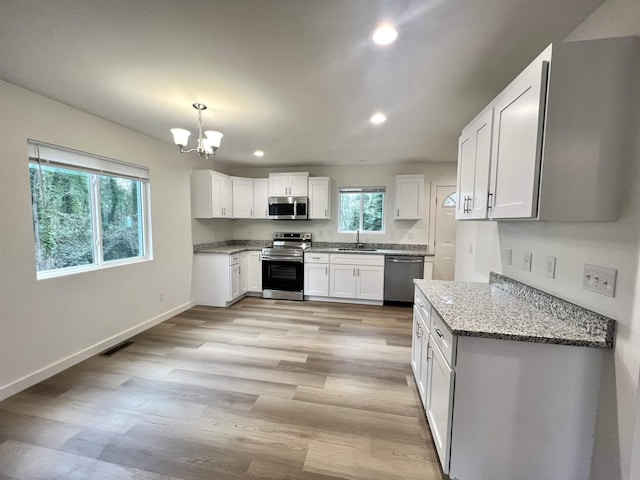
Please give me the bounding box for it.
[523,251,532,272]
[545,256,556,279]
[504,248,512,266]
[583,264,617,297]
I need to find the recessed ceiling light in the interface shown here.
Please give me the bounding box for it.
[370,112,387,125]
[254,150,264,157]
[371,24,398,45]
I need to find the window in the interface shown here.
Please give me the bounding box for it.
[338,186,385,233]
[28,140,152,278]
[442,192,458,207]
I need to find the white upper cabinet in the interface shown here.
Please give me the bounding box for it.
[456,107,493,220]
[308,177,330,219]
[231,177,254,218]
[489,49,549,219]
[269,172,309,197]
[191,170,232,219]
[460,37,635,221]
[253,179,269,219]
[395,175,424,220]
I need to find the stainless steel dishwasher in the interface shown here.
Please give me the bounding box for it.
[384,255,425,304]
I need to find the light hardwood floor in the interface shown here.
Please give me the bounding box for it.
[0,297,444,480]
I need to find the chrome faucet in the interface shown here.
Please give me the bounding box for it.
[355,229,363,249]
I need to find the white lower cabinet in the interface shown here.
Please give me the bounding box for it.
[412,285,604,479]
[328,254,384,301]
[194,251,262,307]
[304,253,329,296]
[246,251,262,292]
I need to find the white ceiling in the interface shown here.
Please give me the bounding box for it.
[0,0,603,168]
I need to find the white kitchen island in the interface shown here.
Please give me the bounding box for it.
[413,273,615,480]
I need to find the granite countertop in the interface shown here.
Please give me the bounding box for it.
[414,273,615,348]
[307,247,432,257]
[195,245,264,254]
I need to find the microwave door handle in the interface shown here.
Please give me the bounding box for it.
[293,199,297,219]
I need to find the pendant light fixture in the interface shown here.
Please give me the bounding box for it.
[170,103,223,158]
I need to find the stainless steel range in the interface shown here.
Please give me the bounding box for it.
[261,232,312,301]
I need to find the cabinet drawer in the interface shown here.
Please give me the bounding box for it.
[229,254,240,266]
[305,253,329,264]
[414,288,431,331]
[330,254,384,266]
[431,308,456,367]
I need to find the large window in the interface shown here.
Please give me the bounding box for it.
[338,186,385,233]
[28,141,152,278]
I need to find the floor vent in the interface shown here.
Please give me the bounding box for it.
[100,341,134,357]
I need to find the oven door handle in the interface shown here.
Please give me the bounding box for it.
[262,256,304,263]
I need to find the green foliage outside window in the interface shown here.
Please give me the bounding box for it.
[339,189,384,232]
[30,164,146,273]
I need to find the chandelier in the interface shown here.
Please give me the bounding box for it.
[170,103,223,158]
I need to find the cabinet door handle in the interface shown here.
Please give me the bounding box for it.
[353,268,356,277]
[250,208,253,217]
[416,324,421,338]
[427,345,432,360]
[435,327,444,338]
[357,268,360,277]
[325,266,328,275]
[397,208,400,217]
[325,209,327,217]
[487,192,494,210]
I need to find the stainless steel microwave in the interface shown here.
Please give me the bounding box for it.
[268,196,308,220]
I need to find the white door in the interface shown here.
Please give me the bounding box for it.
[304,263,329,296]
[489,58,548,219]
[433,185,457,280]
[356,265,384,300]
[329,264,357,298]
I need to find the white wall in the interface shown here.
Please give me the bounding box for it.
[0,80,210,399]
[196,163,457,249]
[454,1,640,477]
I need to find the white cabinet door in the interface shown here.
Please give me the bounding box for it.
[411,310,425,399]
[229,264,241,299]
[232,177,253,218]
[426,340,455,474]
[253,179,269,219]
[191,170,213,218]
[308,177,330,219]
[268,174,289,196]
[395,175,424,220]
[356,265,384,301]
[329,264,357,298]
[268,173,309,196]
[240,252,249,294]
[220,175,233,218]
[232,177,254,219]
[456,108,493,220]
[246,251,262,292]
[289,173,309,196]
[419,325,430,410]
[304,263,329,296]
[489,57,548,219]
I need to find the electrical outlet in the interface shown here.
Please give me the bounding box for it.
[468,242,474,254]
[504,248,512,266]
[583,264,617,297]
[523,251,532,271]
[545,256,556,279]
[159,291,165,302]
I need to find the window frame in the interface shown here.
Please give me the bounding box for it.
[28,141,153,280]
[338,186,386,234]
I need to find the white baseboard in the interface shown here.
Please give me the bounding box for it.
[0,300,196,401]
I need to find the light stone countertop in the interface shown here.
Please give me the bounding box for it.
[414,277,615,348]
[194,245,264,254]
[307,247,432,257]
